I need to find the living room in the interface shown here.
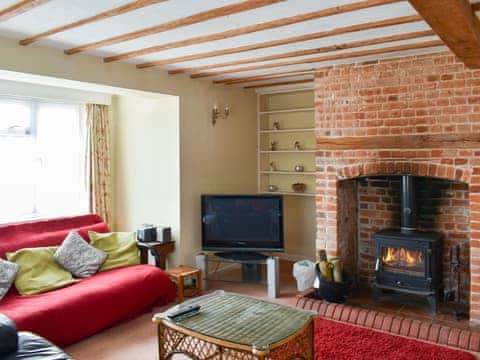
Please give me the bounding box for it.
[0,0,479,359]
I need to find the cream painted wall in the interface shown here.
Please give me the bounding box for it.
[110,94,180,266]
[283,197,316,260]
[0,37,257,265]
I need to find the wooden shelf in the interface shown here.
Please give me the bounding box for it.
[259,107,315,115]
[260,150,316,153]
[260,171,315,175]
[259,191,315,197]
[259,128,315,134]
[257,90,315,201]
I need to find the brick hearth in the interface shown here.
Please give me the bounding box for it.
[314,51,480,323]
[296,292,480,353]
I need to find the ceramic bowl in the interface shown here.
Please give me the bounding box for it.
[291,183,306,193]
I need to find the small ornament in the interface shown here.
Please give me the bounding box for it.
[294,165,304,172]
[270,141,277,151]
[268,185,278,192]
[269,161,276,171]
[292,182,306,193]
[294,141,301,151]
[273,122,280,131]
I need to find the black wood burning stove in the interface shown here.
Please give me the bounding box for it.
[374,175,442,313]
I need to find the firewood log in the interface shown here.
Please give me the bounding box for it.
[317,249,327,262]
[331,258,343,283]
[319,260,334,281]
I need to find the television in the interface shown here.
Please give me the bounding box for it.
[201,195,284,253]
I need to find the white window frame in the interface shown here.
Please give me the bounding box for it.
[0,95,87,223]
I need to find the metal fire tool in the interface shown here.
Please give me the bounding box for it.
[443,244,466,320]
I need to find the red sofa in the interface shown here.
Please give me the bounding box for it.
[0,214,176,346]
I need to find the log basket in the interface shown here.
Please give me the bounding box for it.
[313,264,353,304]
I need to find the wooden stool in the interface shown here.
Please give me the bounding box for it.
[166,266,202,303]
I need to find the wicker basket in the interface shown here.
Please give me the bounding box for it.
[313,264,352,304]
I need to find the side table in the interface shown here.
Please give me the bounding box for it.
[137,241,175,270]
[166,266,202,303]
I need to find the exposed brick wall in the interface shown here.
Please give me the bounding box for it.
[314,51,480,322]
[356,176,470,303]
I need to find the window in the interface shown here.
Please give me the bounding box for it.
[0,97,87,223]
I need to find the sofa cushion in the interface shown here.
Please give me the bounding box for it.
[6,247,77,296]
[0,264,176,346]
[54,231,107,278]
[0,260,19,300]
[89,232,140,272]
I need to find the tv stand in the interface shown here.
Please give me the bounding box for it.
[215,251,268,261]
[195,253,279,298]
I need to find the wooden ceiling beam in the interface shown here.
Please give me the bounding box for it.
[19,0,166,46]
[168,30,435,75]
[244,78,314,89]
[473,3,480,12]
[214,69,317,85]
[132,14,422,67]
[0,0,49,22]
[64,0,285,55]
[189,39,444,79]
[408,0,480,68]
[317,133,480,150]
[107,0,403,63]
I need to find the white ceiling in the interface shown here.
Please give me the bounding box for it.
[0,0,448,88]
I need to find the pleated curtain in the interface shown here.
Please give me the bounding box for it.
[85,104,111,225]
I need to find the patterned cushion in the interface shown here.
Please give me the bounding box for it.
[54,231,107,278]
[0,259,19,300]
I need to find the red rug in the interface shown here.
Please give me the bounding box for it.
[314,318,475,360]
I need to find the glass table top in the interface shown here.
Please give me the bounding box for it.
[154,291,316,349]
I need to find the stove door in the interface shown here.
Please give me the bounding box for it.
[375,238,433,292]
[381,246,424,277]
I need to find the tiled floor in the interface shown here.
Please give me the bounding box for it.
[346,286,471,330]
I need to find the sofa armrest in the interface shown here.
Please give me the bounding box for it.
[0,313,18,356]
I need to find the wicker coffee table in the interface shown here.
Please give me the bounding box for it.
[153,291,316,360]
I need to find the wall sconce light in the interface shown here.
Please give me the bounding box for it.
[212,105,231,126]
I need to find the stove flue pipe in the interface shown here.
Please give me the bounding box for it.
[400,175,417,232]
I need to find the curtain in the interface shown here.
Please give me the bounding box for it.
[86,104,111,224]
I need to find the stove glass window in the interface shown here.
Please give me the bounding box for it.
[381,246,425,277]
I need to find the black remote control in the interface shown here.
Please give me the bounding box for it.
[167,305,201,319]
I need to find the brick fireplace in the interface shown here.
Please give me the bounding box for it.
[314,51,480,323]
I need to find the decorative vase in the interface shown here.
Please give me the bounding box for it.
[294,165,304,172]
[294,141,301,151]
[268,185,278,192]
[273,122,280,131]
[269,141,276,151]
[291,183,306,193]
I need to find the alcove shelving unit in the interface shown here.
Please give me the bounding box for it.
[257,88,315,197]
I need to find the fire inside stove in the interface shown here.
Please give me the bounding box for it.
[382,247,424,276]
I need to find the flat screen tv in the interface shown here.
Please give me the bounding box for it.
[201,195,284,252]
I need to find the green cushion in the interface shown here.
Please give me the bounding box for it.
[6,247,77,296]
[89,232,140,271]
